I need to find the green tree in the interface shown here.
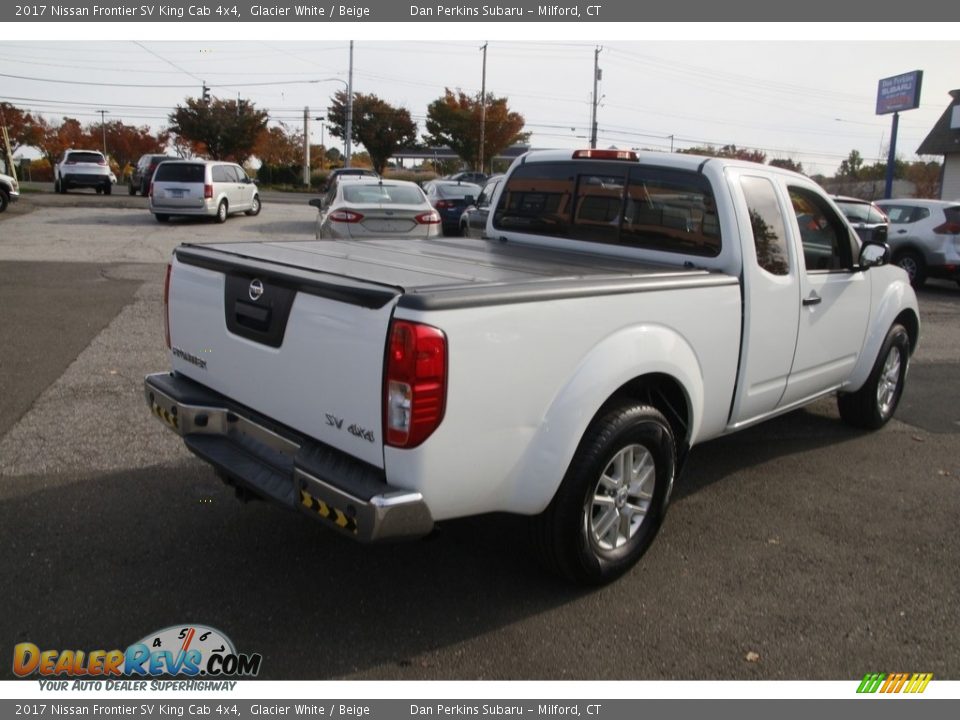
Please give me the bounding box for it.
[769,158,804,174]
[169,97,268,164]
[679,144,766,164]
[326,91,418,174]
[837,150,864,180]
[424,89,528,171]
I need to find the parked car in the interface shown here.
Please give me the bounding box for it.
[320,167,379,193]
[445,171,488,185]
[832,195,889,244]
[459,174,504,238]
[54,149,113,195]
[309,177,440,240]
[875,198,960,287]
[423,179,482,234]
[0,171,19,213]
[130,154,175,196]
[149,160,261,223]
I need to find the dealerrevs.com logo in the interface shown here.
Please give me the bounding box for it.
[857,672,933,694]
[13,625,261,689]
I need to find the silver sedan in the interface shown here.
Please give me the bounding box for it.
[309,178,441,240]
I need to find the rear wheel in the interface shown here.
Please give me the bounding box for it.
[216,200,228,224]
[895,250,926,288]
[532,402,675,585]
[128,183,136,196]
[0,189,9,213]
[103,183,112,196]
[838,323,910,430]
[154,214,169,223]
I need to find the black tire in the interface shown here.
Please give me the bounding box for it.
[838,323,910,430]
[95,187,103,195]
[141,180,149,196]
[244,195,261,216]
[56,178,67,194]
[0,189,8,213]
[215,200,228,224]
[154,214,169,223]
[103,183,112,196]
[128,183,137,196]
[895,250,926,288]
[532,402,675,585]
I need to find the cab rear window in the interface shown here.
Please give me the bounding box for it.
[492,161,721,256]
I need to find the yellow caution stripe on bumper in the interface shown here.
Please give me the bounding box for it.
[151,402,179,431]
[300,489,359,535]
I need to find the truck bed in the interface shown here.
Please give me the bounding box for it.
[179,237,735,310]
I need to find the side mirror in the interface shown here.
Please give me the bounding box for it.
[308,198,325,210]
[859,241,889,270]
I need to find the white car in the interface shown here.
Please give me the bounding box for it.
[876,198,960,287]
[54,149,113,195]
[309,177,441,240]
[0,172,19,213]
[149,160,261,223]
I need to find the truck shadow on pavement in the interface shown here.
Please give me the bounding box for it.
[3,401,906,681]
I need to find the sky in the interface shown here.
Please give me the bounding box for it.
[1,31,957,176]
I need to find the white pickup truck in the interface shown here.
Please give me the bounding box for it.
[145,149,919,584]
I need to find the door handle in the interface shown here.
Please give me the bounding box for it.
[897,229,907,234]
[802,293,822,307]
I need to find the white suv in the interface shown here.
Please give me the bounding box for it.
[149,160,261,223]
[55,149,113,195]
[0,171,19,213]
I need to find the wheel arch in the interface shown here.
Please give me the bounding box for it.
[506,324,704,515]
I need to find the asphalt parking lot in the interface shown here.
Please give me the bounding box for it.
[1,189,958,681]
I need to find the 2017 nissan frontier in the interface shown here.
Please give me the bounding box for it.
[145,149,919,584]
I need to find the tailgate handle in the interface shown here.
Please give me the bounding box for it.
[234,300,271,332]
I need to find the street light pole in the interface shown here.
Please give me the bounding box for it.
[345,40,354,168]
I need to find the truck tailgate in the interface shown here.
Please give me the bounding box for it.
[167,245,403,469]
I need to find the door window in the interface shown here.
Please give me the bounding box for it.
[788,186,857,272]
[740,176,789,276]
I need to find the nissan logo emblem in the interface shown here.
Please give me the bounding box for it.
[248,278,265,301]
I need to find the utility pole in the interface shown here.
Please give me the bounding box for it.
[303,107,310,186]
[345,40,354,168]
[590,46,602,149]
[96,109,109,156]
[479,41,487,173]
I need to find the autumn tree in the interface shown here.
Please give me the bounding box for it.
[424,89,528,171]
[101,121,169,169]
[169,97,268,164]
[326,91,418,174]
[34,116,89,166]
[0,102,44,158]
[254,123,303,166]
[837,149,864,180]
[905,160,941,198]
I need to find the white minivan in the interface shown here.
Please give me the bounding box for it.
[149,160,261,223]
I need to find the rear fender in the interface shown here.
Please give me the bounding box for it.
[505,323,703,514]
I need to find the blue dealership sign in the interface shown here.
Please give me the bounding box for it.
[876,70,923,115]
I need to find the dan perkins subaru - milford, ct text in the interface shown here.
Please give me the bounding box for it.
[410,4,601,16]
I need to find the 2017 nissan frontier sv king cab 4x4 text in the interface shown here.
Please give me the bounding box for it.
[145,149,919,585]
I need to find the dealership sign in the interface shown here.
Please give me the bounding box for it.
[876,70,923,115]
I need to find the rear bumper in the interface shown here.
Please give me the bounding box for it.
[62,173,111,188]
[144,372,434,542]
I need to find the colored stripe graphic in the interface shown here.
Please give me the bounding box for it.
[857,672,932,694]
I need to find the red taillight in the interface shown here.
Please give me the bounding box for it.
[933,222,960,235]
[415,210,441,225]
[572,149,638,161]
[434,199,454,210]
[98,160,107,166]
[162,262,172,350]
[329,209,364,223]
[204,183,213,199]
[384,320,447,448]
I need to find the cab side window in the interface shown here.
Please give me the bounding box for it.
[788,186,856,272]
[740,176,789,276]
